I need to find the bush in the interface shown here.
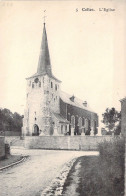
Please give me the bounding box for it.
[98,138,125,195]
[63,138,125,196]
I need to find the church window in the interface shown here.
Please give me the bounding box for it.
[43,77,44,83]
[54,98,55,102]
[55,84,57,91]
[85,119,88,129]
[78,117,82,128]
[52,94,53,98]
[82,118,85,126]
[65,125,67,131]
[71,116,75,128]
[61,125,63,134]
[32,83,34,88]
[51,82,53,88]
[39,82,41,87]
[29,81,31,86]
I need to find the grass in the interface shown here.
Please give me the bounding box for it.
[63,138,125,196]
[64,158,80,186]
[0,155,22,168]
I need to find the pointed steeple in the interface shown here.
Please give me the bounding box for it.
[27,22,61,82]
[37,23,52,76]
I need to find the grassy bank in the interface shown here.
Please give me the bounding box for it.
[63,138,125,196]
[0,155,22,168]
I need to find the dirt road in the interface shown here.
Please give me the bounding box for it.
[0,148,98,196]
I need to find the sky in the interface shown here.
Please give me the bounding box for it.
[0,1,126,128]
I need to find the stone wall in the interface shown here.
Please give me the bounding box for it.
[0,136,5,159]
[23,74,61,136]
[24,136,113,150]
[60,98,98,135]
[5,131,21,136]
[5,136,20,145]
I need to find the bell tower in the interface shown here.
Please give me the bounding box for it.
[22,22,61,136]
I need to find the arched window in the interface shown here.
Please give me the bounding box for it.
[71,116,75,128]
[85,119,88,129]
[78,117,82,128]
[55,84,57,91]
[51,82,53,88]
[61,125,63,134]
[88,119,91,130]
[32,83,34,88]
[39,82,41,87]
[82,118,85,126]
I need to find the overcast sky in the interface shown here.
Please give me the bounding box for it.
[0,1,125,128]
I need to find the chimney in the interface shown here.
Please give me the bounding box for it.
[70,95,75,102]
[83,101,87,107]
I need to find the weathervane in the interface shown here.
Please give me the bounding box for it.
[43,10,47,24]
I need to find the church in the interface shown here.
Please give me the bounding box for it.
[22,22,98,137]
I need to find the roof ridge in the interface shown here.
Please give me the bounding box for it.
[60,91,95,113]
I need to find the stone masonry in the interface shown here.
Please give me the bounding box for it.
[22,21,98,136]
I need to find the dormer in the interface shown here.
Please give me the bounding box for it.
[83,101,87,107]
[70,95,75,102]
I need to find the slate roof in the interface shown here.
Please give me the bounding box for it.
[37,23,52,76]
[53,113,69,123]
[60,91,95,113]
[26,23,61,83]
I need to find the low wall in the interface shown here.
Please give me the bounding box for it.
[5,131,21,136]
[0,136,5,159]
[5,136,20,145]
[24,136,114,151]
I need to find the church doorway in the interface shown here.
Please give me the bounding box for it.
[33,124,39,136]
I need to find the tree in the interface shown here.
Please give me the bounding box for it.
[102,108,121,135]
[0,108,23,134]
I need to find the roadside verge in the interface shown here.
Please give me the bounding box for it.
[0,155,28,171]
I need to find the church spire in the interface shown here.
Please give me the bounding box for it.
[37,23,52,76]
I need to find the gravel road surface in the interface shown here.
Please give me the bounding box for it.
[0,148,98,196]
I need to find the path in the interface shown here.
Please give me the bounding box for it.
[0,148,98,196]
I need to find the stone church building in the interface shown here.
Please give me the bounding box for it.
[22,23,98,137]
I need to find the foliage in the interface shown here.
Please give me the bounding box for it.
[0,108,23,134]
[98,138,125,195]
[102,107,121,134]
[63,138,125,196]
[114,121,121,135]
